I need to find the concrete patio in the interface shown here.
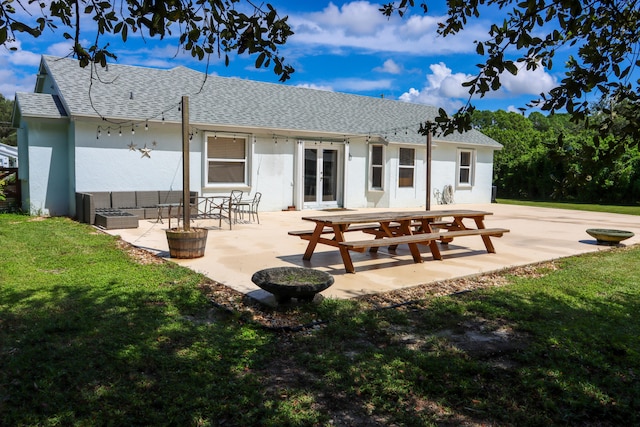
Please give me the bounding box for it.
[105,203,640,305]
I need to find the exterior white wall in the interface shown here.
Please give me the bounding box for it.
[21,117,497,216]
[239,134,296,212]
[74,121,197,193]
[384,143,428,209]
[345,141,370,208]
[21,118,70,216]
[430,143,496,206]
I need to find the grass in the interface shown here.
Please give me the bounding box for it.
[496,198,640,216]
[1,212,640,425]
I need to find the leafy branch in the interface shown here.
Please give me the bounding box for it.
[381,0,640,145]
[0,0,294,81]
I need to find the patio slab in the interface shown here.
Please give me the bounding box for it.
[105,203,640,305]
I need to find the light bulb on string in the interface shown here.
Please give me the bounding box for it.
[131,125,135,135]
[145,121,149,131]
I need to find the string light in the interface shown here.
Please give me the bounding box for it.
[145,121,149,131]
[131,125,135,135]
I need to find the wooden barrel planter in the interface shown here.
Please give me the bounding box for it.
[166,228,208,258]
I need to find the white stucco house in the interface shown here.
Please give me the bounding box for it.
[12,55,502,217]
[0,143,18,167]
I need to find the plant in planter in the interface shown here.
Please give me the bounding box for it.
[165,96,208,259]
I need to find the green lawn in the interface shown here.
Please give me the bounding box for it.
[496,198,640,216]
[1,213,639,426]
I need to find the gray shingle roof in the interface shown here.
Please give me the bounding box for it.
[15,92,68,119]
[32,55,501,148]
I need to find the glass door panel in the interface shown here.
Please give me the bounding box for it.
[304,149,318,203]
[322,149,338,202]
[303,145,341,208]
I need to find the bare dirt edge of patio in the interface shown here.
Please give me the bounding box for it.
[113,237,627,331]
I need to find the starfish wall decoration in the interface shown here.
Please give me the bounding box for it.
[127,141,137,151]
[139,144,153,158]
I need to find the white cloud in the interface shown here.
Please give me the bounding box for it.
[309,2,388,37]
[373,59,402,74]
[398,61,559,112]
[288,1,488,56]
[46,41,75,58]
[331,77,393,92]
[500,65,557,96]
[399,62,470,111]
[296,83,334,92]
[296,77,392,93]
[0,61,36,97]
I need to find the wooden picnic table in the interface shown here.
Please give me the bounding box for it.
[289,209,509,273]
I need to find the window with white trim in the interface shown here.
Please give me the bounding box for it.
[206,134,248,185]
[369,144,384,190]
[457,149,475,186]
[398,147,415,188]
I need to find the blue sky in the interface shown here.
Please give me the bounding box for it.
[1,1,568,114]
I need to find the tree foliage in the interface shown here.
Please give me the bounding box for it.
[382,0,640,146]
[477,110,640,204]
[0,0,294,80]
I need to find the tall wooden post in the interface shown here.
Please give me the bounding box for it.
[426,130,432,211]
[181,95,191,231]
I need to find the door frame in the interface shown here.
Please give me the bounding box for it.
[294,140,347,210]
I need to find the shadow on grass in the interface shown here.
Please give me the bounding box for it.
[272,276,640,426]
[0,281,279,425]
[2,215,639,426]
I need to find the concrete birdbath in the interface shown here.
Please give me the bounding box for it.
[586,228,635,245]
[251,267,334,303]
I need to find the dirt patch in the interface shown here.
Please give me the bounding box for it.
[433,318,529,369]
[116,238,166,265]
[115,235,557,329]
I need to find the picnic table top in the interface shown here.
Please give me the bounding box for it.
[301,209,493,225]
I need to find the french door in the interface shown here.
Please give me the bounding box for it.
[303,144,342,209]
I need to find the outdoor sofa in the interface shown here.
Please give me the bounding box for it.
[76,190,197,229]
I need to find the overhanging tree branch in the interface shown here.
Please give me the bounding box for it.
[0,0,294,81]
[382,0,640,146]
